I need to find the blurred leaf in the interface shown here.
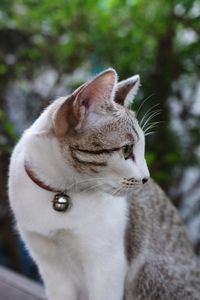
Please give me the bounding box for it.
[0,110,18,148]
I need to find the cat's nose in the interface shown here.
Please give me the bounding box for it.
[142,178,148,184]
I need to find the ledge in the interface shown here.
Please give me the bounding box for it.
[0,266,46,300]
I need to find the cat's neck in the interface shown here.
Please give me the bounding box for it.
[22,97,73,191]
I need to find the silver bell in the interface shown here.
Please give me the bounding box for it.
[53,193,71,212]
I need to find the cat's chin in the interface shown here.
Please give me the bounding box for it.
[67,181,143,197]
[105,185,143,198]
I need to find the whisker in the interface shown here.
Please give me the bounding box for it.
[144,126,157,135]
[140,107,161,128]
[145,131,156,136]
[111,186,122,197]
[141,109,162,131]
[81,181,108,193]
[139,103,160,128]
[67,177,106,189]
[143,121,162,133]
[136,93,155,117]
[144,121,164,133]
[142,111,162,131]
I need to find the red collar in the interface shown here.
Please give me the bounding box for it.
[24,162,71,212]
[24,162,59,193]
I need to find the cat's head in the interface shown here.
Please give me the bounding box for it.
[52,68,150,195]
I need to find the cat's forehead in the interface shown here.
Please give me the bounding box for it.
[67,105,140,149]
[101,108,139,143]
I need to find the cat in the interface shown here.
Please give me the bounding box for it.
[8,68,200,300]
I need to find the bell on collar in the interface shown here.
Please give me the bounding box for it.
[53,193,71,212]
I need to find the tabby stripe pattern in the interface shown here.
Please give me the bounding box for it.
[71,146,121,155]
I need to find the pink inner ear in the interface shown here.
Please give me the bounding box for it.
[53,69,117,135]
[75,69,117,113]
[81,98,90,109]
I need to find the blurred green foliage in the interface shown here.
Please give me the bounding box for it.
[0,0,200,201]
[0,110,18,152]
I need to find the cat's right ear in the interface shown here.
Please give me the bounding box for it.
[53,68,117,137]
[115,75,140,108]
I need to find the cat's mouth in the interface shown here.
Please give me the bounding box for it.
[123,178,142,186]
[104,178,143,197]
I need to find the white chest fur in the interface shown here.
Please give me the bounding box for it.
[9,159,128,300]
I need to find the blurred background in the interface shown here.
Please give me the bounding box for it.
[0,0,200,282]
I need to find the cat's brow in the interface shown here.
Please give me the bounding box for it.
[131,125,139,140]
[71,146,121,155]
[127,132,138,143]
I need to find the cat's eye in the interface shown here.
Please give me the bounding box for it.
[122,144,133,160]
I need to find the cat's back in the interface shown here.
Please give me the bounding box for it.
[127,178,195,258]
[125,179,200,300]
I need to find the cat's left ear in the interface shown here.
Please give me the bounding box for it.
[115,75,140,108]
[53,68,117,137]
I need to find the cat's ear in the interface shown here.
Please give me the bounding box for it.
[53,68,117,137]
[115,75,140,108]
